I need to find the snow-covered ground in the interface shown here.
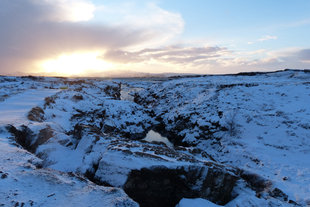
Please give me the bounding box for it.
[131,70,310,206]
[0,89,58,126]
[0,77,137,207]
[0,70,309,206]
[0,135,137,207]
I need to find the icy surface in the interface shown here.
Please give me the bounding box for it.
[143,130,173,148]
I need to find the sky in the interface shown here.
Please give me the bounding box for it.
[0,0,310,76]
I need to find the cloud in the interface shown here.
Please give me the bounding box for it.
[94,2,184,49]
[0,0,309,76]
[258,35,278,42]
[0,0,184,75]
[104,46,228,64]
[101,45,310,75]
[42,0,96,22]
[226,48,310,72]
[248,35,278,45]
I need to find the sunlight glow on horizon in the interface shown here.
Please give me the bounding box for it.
[39,52,113,76]
[1,0,310,76]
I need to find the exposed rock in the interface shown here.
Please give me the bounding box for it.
[44,96,56,108]
[70,102,153,140]
[124,165,238,207]
[269,188,288,202]
[240,170,272,194]
[31,127,54,153]
[72,94,84,101]
[6,125,34,151]
[27,107,45,122]
[104,84,121,100]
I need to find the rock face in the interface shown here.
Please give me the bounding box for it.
[6,125,54,153]
[124,165,238,207]
[6,124,34,151]
[31,126,54,152]
[27,106,45,122]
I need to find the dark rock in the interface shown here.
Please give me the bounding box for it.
[282,176,289,181]
[27,107,45,122]
[31,127,54,153]
[288,199,299,205]
[269,188,288,202]
[72,124,83,140]
[1,173,8,179]
[72,95,84,101]
[104,84,121,100]
[124,165,238,207]
[6,125,34,151]
[44,96,56,108]
[240,170,272,193]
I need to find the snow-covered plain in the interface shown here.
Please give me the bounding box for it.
[0,70,309,206]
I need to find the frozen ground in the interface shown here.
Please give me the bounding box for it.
[0,136,137,207]
[132,70,310,206]
[0,89,58,126]
[0,70,309,206]
[0,77,137,207]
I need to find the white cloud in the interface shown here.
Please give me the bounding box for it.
[94,2,185,49]
[247,35,278,45]
[41,0,96,22]
[104,46,228,64]
[258,35,278,42]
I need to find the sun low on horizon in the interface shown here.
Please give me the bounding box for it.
[1,1,310,206]
[0,0,310,76]
[38,52,114,77]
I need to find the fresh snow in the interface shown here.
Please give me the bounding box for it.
[0,89,58,126]
[0,79,137,207]
[177,198,221,207]
[0,137,138,207]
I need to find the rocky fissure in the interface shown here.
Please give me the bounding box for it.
[124,165,238,207]
[2,71,307,206]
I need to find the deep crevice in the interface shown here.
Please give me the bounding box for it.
[123,165,238,207]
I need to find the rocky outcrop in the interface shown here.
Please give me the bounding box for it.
[31,127,54,152]
[27,106,45,122]
[6,125,34,151]
[69,101,154,140]
[104,83,121,100]
[124,165,238,207]
[6,125,54,153]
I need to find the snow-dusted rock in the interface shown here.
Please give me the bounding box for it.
[1,70,310,206]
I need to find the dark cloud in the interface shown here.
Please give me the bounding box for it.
[0,0,157,74]
[104,46,228,64]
